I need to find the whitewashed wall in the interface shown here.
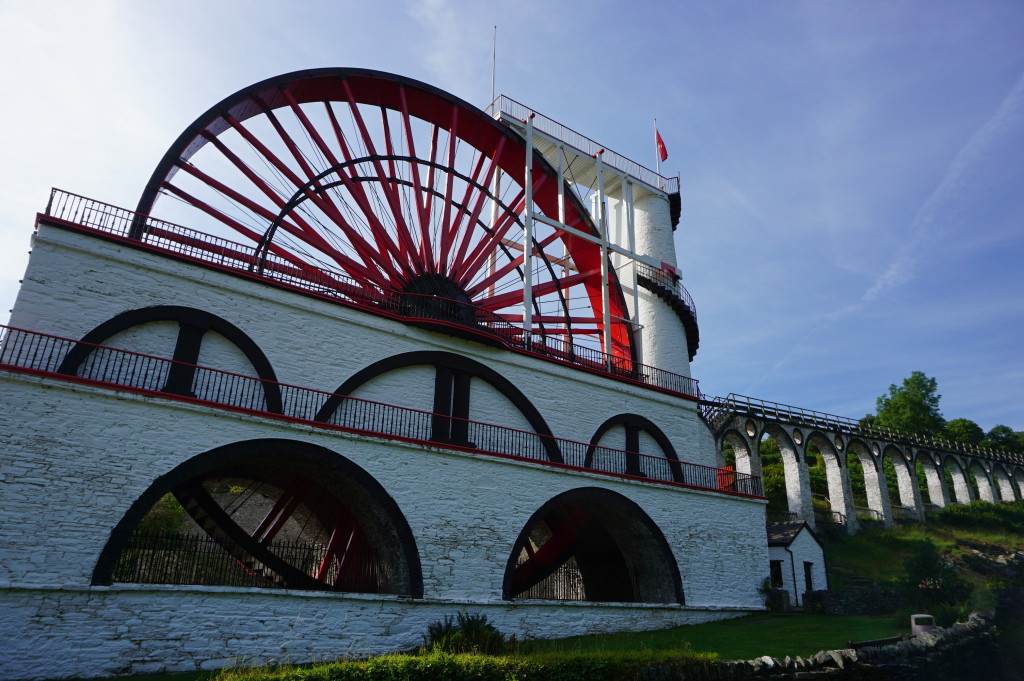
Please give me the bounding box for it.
[0,373,766,678]
[767,528,827,606]
[9,224,715,467]
[0,222,763,679]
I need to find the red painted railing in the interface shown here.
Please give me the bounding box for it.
[41,189,701,401]
[0,324,762,498]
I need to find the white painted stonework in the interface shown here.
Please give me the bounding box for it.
[0,218,766,679]
[767,527,827,607]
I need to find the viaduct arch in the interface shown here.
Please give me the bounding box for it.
[703,394,1024,533]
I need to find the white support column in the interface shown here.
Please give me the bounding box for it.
[595,150,612,369]
[625,179,643,366]
[556,146,569,337]
[522,115,536,344]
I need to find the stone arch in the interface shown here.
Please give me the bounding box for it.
[502,487,683,604]
[882,445,922,520]
[846,439,889,524]
[805,431,856,532]
[722,429,760,479]
[992,464,1017,502]
[914,450,949,510]
[760,425,813,526]
[57,305,282,412]
[317,350,561,462]
[1013,466,1024,501]
[92,438,423,597]
[943,455,973,504]
[585,414,682,482]
[968,459,996,502]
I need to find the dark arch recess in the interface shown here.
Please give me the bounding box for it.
[57,306,282,413]
[315,351,562,463]
[502,487,684,604]
[91,438,423,598]
[584,414,682,482]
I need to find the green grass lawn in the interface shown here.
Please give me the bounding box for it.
[515,612,905,661]
[48,613,908,681]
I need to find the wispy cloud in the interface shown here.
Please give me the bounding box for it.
[746,68,1024,389]
[406,0,492,103]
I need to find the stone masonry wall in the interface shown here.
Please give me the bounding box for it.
[9,224,717,467]
[0,372,766,679]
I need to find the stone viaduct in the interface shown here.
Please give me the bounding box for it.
[702,394,1024,534]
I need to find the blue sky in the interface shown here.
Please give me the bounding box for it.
[1,1,1022,430]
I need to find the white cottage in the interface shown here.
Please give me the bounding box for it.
[767,521,828,607]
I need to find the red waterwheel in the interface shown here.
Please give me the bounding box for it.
[174,469,381,592]
[136,68,634,360]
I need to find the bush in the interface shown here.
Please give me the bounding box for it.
[901,540,971,609]
[936,500,1024,534]
[423,612,506,655]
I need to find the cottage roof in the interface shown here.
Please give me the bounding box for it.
[766,521,823,548]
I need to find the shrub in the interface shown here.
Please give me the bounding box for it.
[936,500,1024,534]
[901,540,971,609]
[423,612,506,655]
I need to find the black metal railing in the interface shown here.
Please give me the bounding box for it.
[112,529,381,591]
[890,505,918,522]
[855,507,884,522]
[0,324,761,498]
[702,392,1024,466]
[766,511,798,523]
[635,262,697,323]
[42,189,701,401]
[486,95,680,194]
[814,509,847,526]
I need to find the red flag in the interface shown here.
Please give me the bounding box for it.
[656,129,668,162]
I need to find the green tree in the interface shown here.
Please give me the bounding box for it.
[982,425,1023,454]
[874,371,945,436]
[944,418,984,446]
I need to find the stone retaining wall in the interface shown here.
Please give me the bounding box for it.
[642,613,1000,680]
[801,588,906,616]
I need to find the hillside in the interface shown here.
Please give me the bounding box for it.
[820,499,1024,592]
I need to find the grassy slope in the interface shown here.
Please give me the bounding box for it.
[516,613,903,661]
[822,501,1024,590]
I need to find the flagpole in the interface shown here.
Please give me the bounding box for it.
[491,26,497,105]
[653,117,660,176]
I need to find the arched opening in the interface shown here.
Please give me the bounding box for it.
[915,452,948,513]
[56,306,282,412]
[992,465,1016,502]
[969,461,996,502]
[846,441,883,523]
[317,351,560,462]
[722,430,760,479]
[503,488,682,604]
[585,414,682,483]
[882,447,920,521]
[93,439,422,597]
[1013,467,1024,501]
[805,433,854,530]
[759,428,810,524]
[944,457,973,505]
[757,432,788,517]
